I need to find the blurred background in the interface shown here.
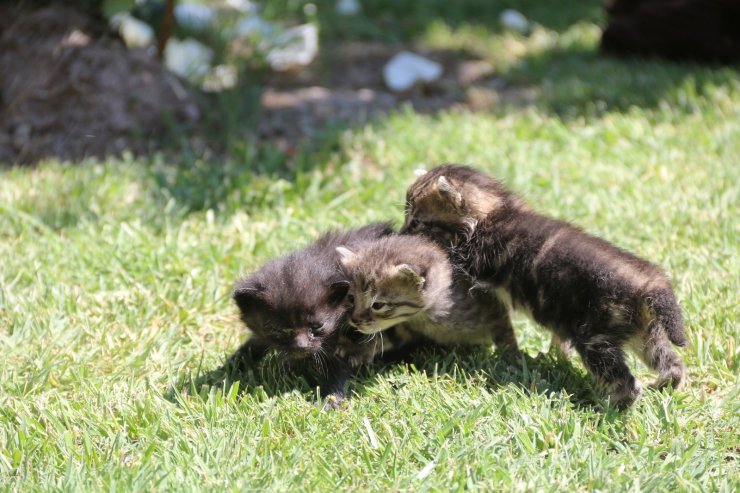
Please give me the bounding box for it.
[2,0,738,166]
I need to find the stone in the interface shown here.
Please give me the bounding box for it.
[265,24,319,72]
[382,51,442,92]
[110,12,154,49]
[164,38,213,79]
[500,9,530,34]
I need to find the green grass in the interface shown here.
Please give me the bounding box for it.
[2,1,739,490]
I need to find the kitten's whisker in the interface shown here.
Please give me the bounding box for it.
[361,333,376,344]
[313,351,327,377]
[320,347,331,377]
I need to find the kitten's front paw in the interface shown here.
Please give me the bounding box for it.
[347,353,375,368]
[321,394,345,411]
[550,335,574,358]
[609,378,643,410]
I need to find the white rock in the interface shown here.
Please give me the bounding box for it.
[382,51,442,92]
[500,9,530,34]
[336,0,361,16]
[175,3,216,31]
[164,38,214,80]
[233,13,275,39]
[265,24,319,71]
[110,13,154,49]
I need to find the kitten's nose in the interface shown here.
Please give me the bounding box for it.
[295,331,310,349]
[349,317,360,327]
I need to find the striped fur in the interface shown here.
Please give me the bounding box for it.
[336,234,519,354]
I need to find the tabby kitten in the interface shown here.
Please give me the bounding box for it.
[402,164,687,408]
[233,223,417,406]
[335,234,519,354]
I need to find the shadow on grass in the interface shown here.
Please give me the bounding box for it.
[503,46,740,118]
[165,342,609,413]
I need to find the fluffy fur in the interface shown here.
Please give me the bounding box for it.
[402,164,687,408]
[232,223,420,406]
[336,234,518,354]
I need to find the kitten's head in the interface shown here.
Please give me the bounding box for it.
[338,249,425,334]
[233,256,350,360]
[401,164,518,243]
[232,224,395,360]
[336,238,438,335]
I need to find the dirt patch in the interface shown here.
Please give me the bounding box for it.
[0,6,536,164]
[0,5,200,165]
[258,42,537,144]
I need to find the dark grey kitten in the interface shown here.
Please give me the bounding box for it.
[232,223,418,407]
[402,164,687,408]
[335,234,518,355]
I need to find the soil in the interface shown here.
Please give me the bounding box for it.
[0,5,200,165]
[259,42,537,144]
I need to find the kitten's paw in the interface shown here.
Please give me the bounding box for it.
[501,346,523,362]
[322,396,344,411]
[348,354,373,367]
[609,378,643,410]
[549,334,574,358]
[650,362,686,390]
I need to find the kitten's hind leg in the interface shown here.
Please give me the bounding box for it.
[575,336,643,409]
[550,333,574,358]
[492,319,522,359]
[632,329,686,390]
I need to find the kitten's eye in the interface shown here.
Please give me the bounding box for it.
[371,301,386,311]
[308,323,323,335]
[346,294,355,304]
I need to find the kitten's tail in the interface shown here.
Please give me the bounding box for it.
[647,288,687,347]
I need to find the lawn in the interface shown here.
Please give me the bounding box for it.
[1,1,739,491]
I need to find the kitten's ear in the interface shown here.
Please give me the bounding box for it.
[394,264,426,289]
[328,280,350,305]
[336,246,357,266]
[414,168,427,177]
[436,176,463,208]
[233,282,265,312]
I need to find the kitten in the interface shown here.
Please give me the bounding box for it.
[402,164,687,408]
[335,234,519,354]
[232,223,416,406]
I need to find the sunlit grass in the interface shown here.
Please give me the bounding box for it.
[1,0,739,490]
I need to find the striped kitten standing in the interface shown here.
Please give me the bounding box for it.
[402,164,687,408]
[335,234,519,356]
